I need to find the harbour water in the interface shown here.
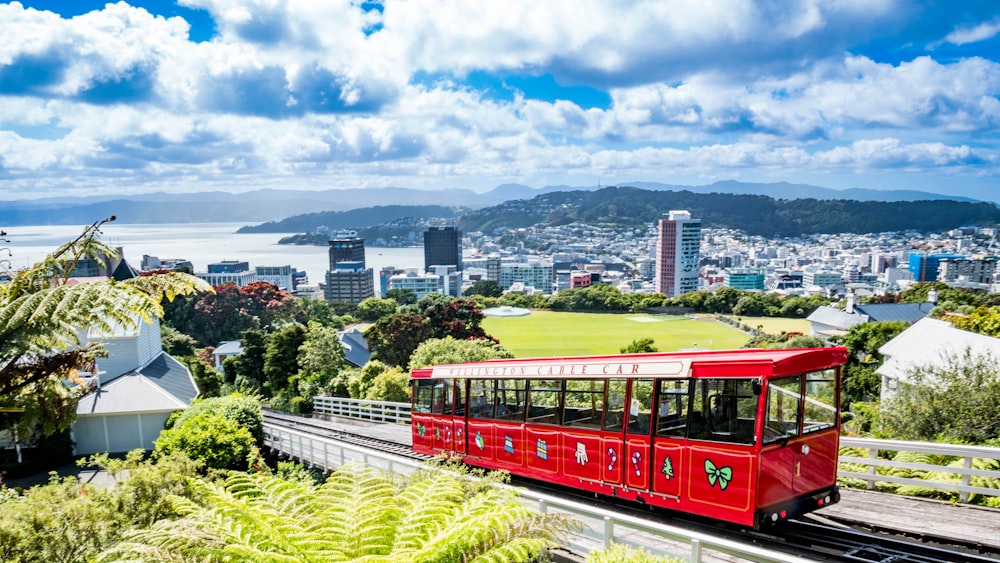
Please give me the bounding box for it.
[2,222,426,288]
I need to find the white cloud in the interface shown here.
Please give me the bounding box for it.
[0,0,998,199]
[944,19,1000,45]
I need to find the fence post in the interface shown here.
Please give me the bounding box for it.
[690,538,702,563]
[867,448,878,490]
[603,516,613,550]
[961,456,972,503]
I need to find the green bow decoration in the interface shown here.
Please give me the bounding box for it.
[704,459,733,491]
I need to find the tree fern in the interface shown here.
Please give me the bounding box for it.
[1,220,211,434]
[99,462,577,563]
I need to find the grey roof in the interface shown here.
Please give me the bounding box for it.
[339,327,371,367]
[214,340,244,356]
[806,306,867,331]
[76,352,199,416]
[854,302,934,324]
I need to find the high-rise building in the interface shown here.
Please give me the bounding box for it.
[654,210,701,297]
[423,227,462,272]
[724,267,765,291]
[325,233,373,304]
[325,262,375,304]
[499,260,554,293]
[328,233,366,269]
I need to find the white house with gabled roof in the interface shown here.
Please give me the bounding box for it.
[876,317,1000,403]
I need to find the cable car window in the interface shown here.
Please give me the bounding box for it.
[495,379,526,422]
[469,379,495,418]
[765,376,802,443]
[627,379,654,435]
[454,380,465,417]
[435,379,453,415]
[413,380,434,414]
[564,379,604,430]
[527,379,562,425]
[655,379,690,438]
[803,369,838,434]
[689,379,757,444]
[603,379,627,432]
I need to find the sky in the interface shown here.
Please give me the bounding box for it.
[1,1,1000,201]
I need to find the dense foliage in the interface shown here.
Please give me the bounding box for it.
[0,451,201,563]
[409,337,514,369]
[366,295,493,368]
[156,394,263,470]
[164,281,306,346]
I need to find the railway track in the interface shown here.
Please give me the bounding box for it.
[262,412,998,563]
[263,410,430,462]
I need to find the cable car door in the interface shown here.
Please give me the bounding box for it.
[624,378,654,491]
[451,379,466,455]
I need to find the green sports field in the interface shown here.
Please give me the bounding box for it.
[481,310,749,358]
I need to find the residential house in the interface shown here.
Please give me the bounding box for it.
[876,317,1000,403]
[73,316,199,455]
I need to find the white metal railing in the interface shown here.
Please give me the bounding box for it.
[309,398,1000,502]
[312,396,411,424]
[839,437,1000,502]
[263,421,813,563]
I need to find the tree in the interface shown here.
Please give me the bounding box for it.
[296,321,349,398]
[349,360,390,399]
[355,296,399,322]
[880,348,1000,444]
[833,321,908,404]
[951,306,1000,338]
[183,281,306,346]
[385,287,418,305]
[262,323,308,396]
[100,463,574,563]
[160,324,197,357]
[409,336,514,369]
[620,337,658,354]
[299,297,349,328]
[0,218,211,437]
[464,279,503,298]
[225,328,268,390]
[365,312,435,368]
[364,367,411,402]
[418,294,490,340]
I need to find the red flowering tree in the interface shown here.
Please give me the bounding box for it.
[186,282,305,346]
[365,312,435,368]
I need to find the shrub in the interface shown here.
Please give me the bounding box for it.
[165,393,263,444]
[364,368,411,403]
[154,412,255,471]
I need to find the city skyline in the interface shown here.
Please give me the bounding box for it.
[1,1,999,201]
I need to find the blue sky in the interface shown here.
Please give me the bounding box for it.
[1,1,1000,201]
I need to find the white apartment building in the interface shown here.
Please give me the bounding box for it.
[499,261,555,293]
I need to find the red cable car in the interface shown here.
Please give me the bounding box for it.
[411,347,848,528]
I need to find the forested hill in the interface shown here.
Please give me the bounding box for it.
[237,205,463,234]
[456,187,1000,236]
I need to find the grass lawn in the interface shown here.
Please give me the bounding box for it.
[481,310,749,358]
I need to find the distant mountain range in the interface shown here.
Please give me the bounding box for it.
[0,181,982,226]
